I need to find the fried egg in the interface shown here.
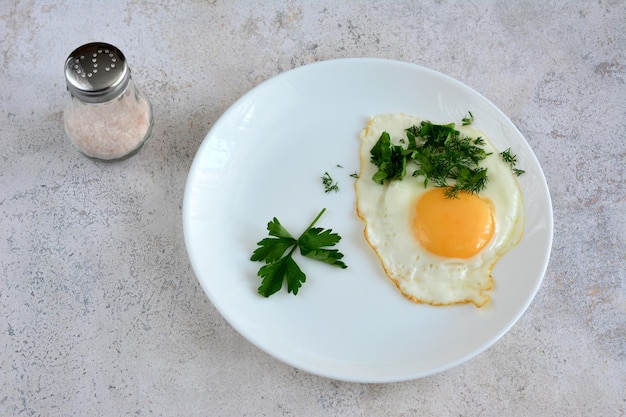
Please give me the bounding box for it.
[355,113,524,307]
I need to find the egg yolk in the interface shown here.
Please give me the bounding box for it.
[412,188,495,259]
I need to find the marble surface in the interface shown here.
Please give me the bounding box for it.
[1,1,624,415]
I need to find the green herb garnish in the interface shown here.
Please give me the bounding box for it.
[322,172,339,193]
[251,208,347,297]
[370,131,408,184]
[500,148,525,176]
[370,119,491,198]
[462,111,474,126]
[407,122,491,198]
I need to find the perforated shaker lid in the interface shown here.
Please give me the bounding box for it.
[64,42,130,103]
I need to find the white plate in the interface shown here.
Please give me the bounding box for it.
[183,58,553,383]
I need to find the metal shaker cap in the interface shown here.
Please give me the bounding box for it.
[64,42,130,103]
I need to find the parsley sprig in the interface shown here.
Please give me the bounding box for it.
[251,208,347,297]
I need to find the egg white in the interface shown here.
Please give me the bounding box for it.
[355,113,524,307]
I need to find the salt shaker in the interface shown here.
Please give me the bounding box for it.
[63,42,153,161]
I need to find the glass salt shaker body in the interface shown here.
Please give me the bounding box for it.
[63,42,153,161]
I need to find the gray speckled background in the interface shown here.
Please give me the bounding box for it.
[1,1,624,416]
